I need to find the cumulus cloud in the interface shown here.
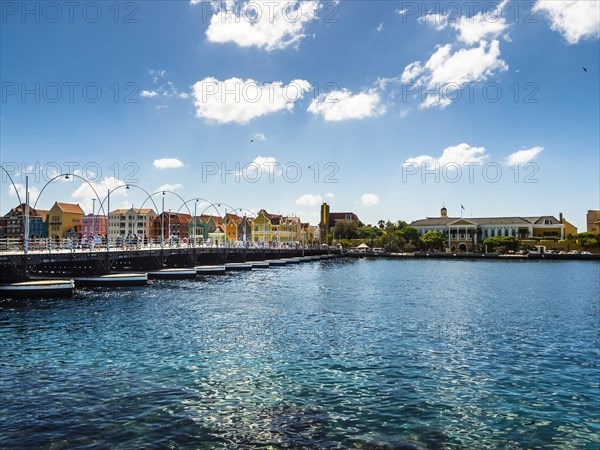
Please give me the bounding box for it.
[156,183,184,192]
[153,158,184,170]
[421,1,510,44]
[536,0,600,44]
[9,183,40,205]
[506,146,544,165]
[236,156,280,180]
[71,176,127,213]
[201,0,320,51]
[192,77,311,124]
[402,40,508,109]
[361,193,380,206]
[307,89,385,121]
[141,90,159,98]
[295,193,334,206]
[403,143,489,169]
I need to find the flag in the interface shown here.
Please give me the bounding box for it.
[461,204,465,210]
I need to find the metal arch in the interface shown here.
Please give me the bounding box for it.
[32,173,105,214]
[0,165,23,207]
[139,190,193,216]
[176,197,221,217]
[96,184,160,216]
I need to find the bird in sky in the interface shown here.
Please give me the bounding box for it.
[582,67,588,72]
[250,139,254,143]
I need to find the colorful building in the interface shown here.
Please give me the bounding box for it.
[319,202,361,241]
[1,204,48,238]
[152,212,192,240]
[82,214,107,237]
[108,208,157,238]
[47,202,84,239]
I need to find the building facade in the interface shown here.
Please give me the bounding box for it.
[410,206,568,252]
[82,214,108,236]
[587,210,600,234]
[319,202,361,241]
[108,208,157,238]
[47,202,84,239]
[152,212,191,240]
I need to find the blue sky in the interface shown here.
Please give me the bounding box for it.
[1,0,599,229]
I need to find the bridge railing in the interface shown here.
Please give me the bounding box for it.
[0,236,326,254]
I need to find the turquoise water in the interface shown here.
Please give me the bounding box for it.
[1,258,599,449]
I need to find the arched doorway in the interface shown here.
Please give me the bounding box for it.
[458,243,467,252]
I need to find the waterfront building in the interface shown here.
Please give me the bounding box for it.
[223,213,242,242]
[252,210,281,244]
[152,212,192,240]
[319,202,361,241]
[410,206,569,252]
[81,214,107,236]
[108,208,156,238]
[188,215,223,241]
[1,204,49,238]
[301,222,320,244]
[47,202,84,239]
[587,210,600,234]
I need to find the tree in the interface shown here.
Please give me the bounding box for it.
[575,232,599,249]
[420,231,445,251]
[333,220,359,240]
[399,227,420,245]
[483,236,518,252]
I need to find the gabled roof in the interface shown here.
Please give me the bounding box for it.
[54,202,84,215]
[329,212,360,222]
[410,215,563,227]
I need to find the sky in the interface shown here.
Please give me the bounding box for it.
[1,0,599,229]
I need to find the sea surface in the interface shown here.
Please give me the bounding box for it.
[1,258,599,449]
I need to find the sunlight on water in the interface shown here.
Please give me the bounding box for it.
[1,259,599,449]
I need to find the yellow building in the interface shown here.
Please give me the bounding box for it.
[560,213,578,238]
[587,210,600,234]
[47,202,84,239]
[252,210,279,244]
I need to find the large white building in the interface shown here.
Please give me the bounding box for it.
[410,207,566,252]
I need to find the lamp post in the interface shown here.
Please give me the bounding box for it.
[161,192,165,248]
[168,208,172,246]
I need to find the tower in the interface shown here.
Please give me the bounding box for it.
[441,206,448,219]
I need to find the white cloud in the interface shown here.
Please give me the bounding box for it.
[536,0,600,44]
[71,176,127,213]
[8,183,40,205]
[421,2,509,44]
[506,146,544,165]
[401,61,424,83]
[361,194,380,206]
[153,158,184,170]
[237,156,280,180]
[452,10,509,44]
[403,143,489,169]
[375,22,384,32]
[201,0,320,51]
[295,193,334,206]
[141,90,158,98]
[253,132,266,141]
[307,89,385,121]
[396,8,408,15]
[156,183,184,192]
[403,40,508,109]
[192,77,311,124]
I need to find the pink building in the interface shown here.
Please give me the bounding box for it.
[82,214,107,236]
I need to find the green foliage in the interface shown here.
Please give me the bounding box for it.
[575,232,599,248]
[420,231,445,251]
[483,236,518,252]
[333,220,359,240]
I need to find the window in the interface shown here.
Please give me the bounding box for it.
[544,219,551,225]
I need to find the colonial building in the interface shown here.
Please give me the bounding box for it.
[152,212,192,240]
[587,210,600,234]
[319,202,361,241]
[108,208,156,238]
[47,202,84,239]
[82,214,107,237]
[1,204,48,238]
[252,210,281,244]
[410,206,568,252]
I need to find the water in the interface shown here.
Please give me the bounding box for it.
[1,258,599,449]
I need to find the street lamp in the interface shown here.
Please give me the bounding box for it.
[161,192,165,248]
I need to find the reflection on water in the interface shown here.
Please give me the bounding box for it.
[1,259,599,449]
